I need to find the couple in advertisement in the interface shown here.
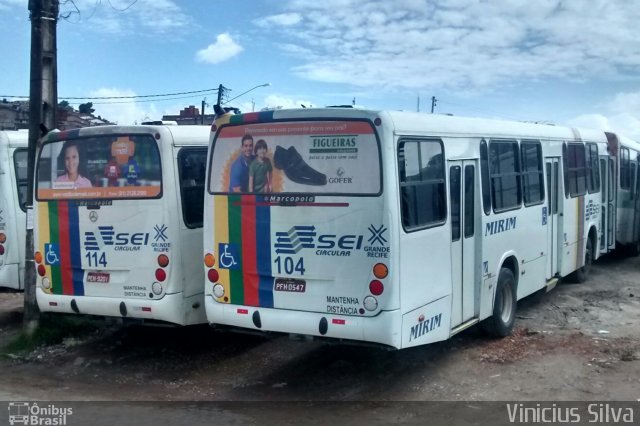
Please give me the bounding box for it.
[228,133,327,193]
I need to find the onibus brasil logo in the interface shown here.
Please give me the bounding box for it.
[8,402,73,425]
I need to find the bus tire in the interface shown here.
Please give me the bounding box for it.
[482,267,517,338]
[570,237,593,283]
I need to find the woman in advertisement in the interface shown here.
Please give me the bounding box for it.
[55,140,93,188]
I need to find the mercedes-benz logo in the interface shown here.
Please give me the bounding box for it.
[89,211,98,222]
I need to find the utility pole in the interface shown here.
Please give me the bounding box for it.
[24,0,58,331]
[201,98,206,124]
[431,96,437,114]
[417,94,420,112]
[216,84,227,107]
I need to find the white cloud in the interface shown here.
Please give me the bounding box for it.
[567,90,640,140]
[262,94,315,110]
[195,33,243,64]
[253,13,302,28]
[255,0,640,92]
[59,0,190,35]
[88,88,160,125]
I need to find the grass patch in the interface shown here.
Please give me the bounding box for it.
[2,314,102,356]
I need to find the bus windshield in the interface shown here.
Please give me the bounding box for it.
[36,134,162,200]
[209,120,381,195]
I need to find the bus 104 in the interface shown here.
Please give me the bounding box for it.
[203,108,640,349]
[34,124,210,325]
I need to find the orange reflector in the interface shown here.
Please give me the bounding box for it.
[204,253,215,268]
[332,319,346,325]
[157,254,169,267]
[35,251,43,264]
[373,263,388,279]
[237,308,249,314]
[0,233,5,243]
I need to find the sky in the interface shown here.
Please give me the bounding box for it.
[1,0,640,138]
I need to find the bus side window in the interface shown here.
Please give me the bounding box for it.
[178,147,208,228]
[398,139,446,231]
[489,140,521,212]
[13,149,28,212]
[480,140,491,215]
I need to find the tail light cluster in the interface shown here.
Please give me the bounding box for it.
[0,232,6,256]
[204,253,225,300]
[152,254,169,295]
[363,263,389,312]
[34,251,51,290]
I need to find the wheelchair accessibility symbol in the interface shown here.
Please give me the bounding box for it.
[218,243,239,270]
[45,243,60,266]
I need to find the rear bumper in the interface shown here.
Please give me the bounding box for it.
[0,263,21,290]
[205,296,402,349]
[36,288,207,325]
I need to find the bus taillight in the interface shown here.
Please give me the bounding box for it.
[0,233,5,243]
[204,253,215,268]
[207,269,219,283]
[157,254,169,267]
[369,280,384,296]
[213,284,225,298]
[0,245,4,255]
[155,268,166,282]
[373,263,388,279]
[35,251,42,264]
[37,264,46,277]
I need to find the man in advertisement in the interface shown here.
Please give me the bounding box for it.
[229,134,254,192]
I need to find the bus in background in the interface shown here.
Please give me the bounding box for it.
[34,125,210,325]
[202,108,637,349]
[603,132,640,255]
[0,130,28,290]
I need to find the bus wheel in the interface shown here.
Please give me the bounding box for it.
[570,237,593,283]
[482,267,517,337]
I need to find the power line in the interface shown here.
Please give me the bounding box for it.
[1,87,219,100]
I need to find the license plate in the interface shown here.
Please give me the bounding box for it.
[274,278,306,293]
[87,271,110,283]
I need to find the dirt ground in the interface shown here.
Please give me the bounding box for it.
[0,252,639,402]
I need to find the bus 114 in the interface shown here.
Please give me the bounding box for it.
[203,107,640,349]
[0,130,28,290]
[34,124,210,325]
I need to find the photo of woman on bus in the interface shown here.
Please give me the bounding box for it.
[55,140,93,188]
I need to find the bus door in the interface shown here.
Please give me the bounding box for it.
[633,159,640,247]
[608,158,616,250]
[599,157,609,253]
[449,160,478,326]
[545,158,561,278]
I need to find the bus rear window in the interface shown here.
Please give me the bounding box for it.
[209,120,381,195]
[36,134,162,200]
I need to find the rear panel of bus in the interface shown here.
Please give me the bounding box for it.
[34,127,204,325]
[0,131,28,290]
[204,110,399,346]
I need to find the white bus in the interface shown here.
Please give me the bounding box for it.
[605,132,640,254]
[203,108,640,349]
[34,125,210,325]
[0,130,28,290]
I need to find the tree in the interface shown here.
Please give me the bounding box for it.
[78,102,95,114]
[58,100,72,110]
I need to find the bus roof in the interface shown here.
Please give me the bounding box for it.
[0,129,29,147]
[243,107,640,148]
[43,125,210,147]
